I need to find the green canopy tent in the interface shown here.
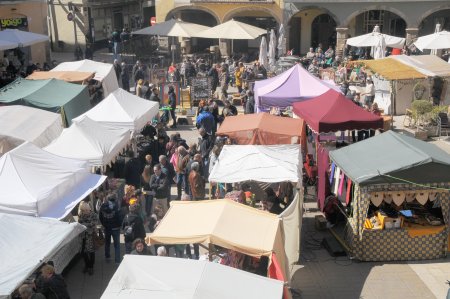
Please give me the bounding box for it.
[329,131,450,261]
[330,130,450,186]
[0,78,90,127]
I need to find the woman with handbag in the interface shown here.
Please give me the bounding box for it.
[78,202,99,275]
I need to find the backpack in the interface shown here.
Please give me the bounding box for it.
[123,214,135,242]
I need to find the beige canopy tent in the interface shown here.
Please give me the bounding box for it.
[27,71,94,83]
[147,199,289,282]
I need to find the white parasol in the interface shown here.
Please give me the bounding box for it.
[259,36,268,68]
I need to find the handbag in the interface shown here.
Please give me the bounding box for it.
[94,228,105,250]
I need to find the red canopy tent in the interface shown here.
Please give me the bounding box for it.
[292,90,383,133]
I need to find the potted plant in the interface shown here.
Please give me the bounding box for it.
[411,100,433,140]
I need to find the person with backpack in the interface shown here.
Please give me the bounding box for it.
[122,199,146,254]
[99,195,122,263]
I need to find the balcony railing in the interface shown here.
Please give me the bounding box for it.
[191,0,274,3]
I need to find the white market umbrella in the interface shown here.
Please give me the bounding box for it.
[195,19,266,54]
[0,29,48,47]
[132,18,210,38]
[414,24,450,53]
[259,36,268,68]
[346,25,405,49]
[268,29,276,69]
[195,19,266,39]
[0,40,18,51]
[277,23,286,57]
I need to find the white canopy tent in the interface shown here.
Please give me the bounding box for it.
[45,116,132,168]
[209,145,301,183]
[0,106,63,156]
[101,255,284,299]
[72,88,159,132]
[0,213,85,299]
[208,144,302,273]
[51,59,119,96]
[0,142,106,219]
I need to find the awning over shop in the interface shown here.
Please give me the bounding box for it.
[329,131,450,185]
[0,106,63,156]
[217,113,305,145]
[0,78,90,126]
[359,58,427,80]
[292,90,383,133]
[27,71,95,83]
[101,255,284,299]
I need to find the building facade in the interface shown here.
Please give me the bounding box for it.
[283,0,450,55]
[156,0,283,55]
[157,0,449,56]
[48,0,144,52]
[0,0,49,64]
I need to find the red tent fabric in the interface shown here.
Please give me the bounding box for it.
[292,90,383,133]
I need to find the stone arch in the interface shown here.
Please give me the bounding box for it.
[288,6,340,27]
[223,6,281,24]
[417,5,450,28]
[341,5,410,28]
[166,5,220,25]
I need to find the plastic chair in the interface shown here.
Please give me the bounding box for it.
[436,112,450,139]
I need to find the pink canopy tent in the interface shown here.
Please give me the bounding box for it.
[292,90,383,133]
[254,64,341,112]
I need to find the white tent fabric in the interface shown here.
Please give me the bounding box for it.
[51,59,119,96]
[0,213,85,299]
[0,142,106,218]
[280,192,302,275]
[45,116,131,168]
[132,18,210,38]
[277,23,286,56]
[268,29,277,69]
[0,29,48,48]
[209,145,301,183]
[0,106,63,155]
[346,25,405,49]
[72,88,159,132]
[259,36,268,69]
[194,19,266,39]
[101,255,284,299]
[0,40,18,51]
[391,54,450,77]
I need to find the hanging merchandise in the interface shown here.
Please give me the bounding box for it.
[384,193,393,204]
[338,173,345,196]
[392,191,406,206]
[416,191,429,205]
[333,167,340,195]
[405,192,415,203]
[330,162,335,185]
[370,192,383,207]
[346,179,352,205]
[428,191,437,201]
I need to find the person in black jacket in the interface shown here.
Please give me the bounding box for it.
[122,202,146,254]
[124,151,143,189]
[99,195,122,263]
[35,265,70,299]
[168,85,177,128]
[149,164,171,200]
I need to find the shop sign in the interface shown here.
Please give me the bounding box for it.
[0,17,28,29]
